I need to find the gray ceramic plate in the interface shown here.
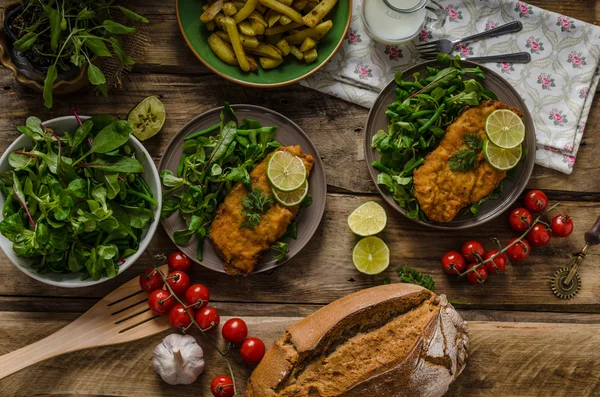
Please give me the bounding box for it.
[365,61,536,230]
[159,105,326,273]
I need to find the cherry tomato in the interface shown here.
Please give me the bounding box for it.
[506,238,530,262]
[461,240,485,262]
[169,304,194,329]
[441,251,466,275]
[508,207,533,233]
[524,190,548,213]
[526,224,552,247]
[222,318,248,344]
[196,306,220,331]
[167,271,191,297]
[148,289,175,315]
[185,284,210,308]
[210,375,234,397]
[483,250,507,274]
[551,215,574,237]
[240,337,266,364]
[466,263,488,284]
[168,251,191,273]
[139,268,164,293]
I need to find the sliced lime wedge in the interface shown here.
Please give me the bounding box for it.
[267,151,306,192]
[352,236,390,275]
[347,201,387,237]
[272,180,308,207]
[485,109,525,149]
[128,96,166,141]
[484,139,522,171]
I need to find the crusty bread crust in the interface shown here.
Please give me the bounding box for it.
[245,284,469,397]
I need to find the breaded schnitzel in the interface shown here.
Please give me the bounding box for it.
[209,145,314,275]
[413,100,523,223]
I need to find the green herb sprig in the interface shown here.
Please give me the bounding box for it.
[271,242,288,261]
[240,188,273,230]
[11,0,148,108]
[449,133,484,172]
[396,266,436,291]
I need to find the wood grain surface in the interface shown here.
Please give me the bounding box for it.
[0,1,599,396]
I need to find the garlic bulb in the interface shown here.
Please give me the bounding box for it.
[153,334,205,385]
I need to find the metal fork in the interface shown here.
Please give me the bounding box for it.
[416,21,523,56]
[420,52,532,63]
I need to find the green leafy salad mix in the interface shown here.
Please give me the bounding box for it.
[160,103,283,261]
[0,114,156,280]
[371,54,502,221]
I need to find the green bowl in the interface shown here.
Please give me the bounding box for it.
[176,0,352,87]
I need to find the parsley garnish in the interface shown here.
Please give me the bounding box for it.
[271,242,289,261]
[464,133,483,151]
[449,133,484,172]
[396,266,436,291]
[240,188,273,230]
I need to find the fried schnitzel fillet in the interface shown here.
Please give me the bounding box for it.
[413,100,523,223]
[209,145,314,275]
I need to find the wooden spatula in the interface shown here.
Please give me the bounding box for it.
[0,265,171,380]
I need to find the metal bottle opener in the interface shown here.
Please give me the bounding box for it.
[550,214,600,299]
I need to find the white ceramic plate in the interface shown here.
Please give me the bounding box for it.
[0,116,162,287]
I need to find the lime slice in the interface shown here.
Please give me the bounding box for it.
[347,201,387,237]
[352,236,390,275]
[128,96,166,141]
[485,109,525,149]
[483,139,522,171]
[272,180,309,207]
[267,151,306,192]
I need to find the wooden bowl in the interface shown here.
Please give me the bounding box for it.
[0,1,90,95]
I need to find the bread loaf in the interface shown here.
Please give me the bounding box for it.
[245,284,468,397]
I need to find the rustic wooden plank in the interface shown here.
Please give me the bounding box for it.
[2,312,600,396]
[0,196,598,311]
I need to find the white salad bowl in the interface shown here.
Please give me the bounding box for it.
[0,116,162,287]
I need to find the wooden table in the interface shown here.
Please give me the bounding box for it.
[1,1,600,396]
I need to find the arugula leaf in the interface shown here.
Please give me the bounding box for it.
[271,242,288,261]
[103,20,136,35]
[116,6,150,23]
[13,32,38,52]
[76,157,143,173]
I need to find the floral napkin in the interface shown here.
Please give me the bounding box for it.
[300,0,600,174]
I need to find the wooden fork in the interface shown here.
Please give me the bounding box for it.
[0,265,171,380]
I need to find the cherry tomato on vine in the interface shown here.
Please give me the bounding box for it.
[168,251,191,273]
[222,318,248,344]
[185,284,210,308]
[441,251,466,275]
[166,271,191,297]
[508,207,533,233]
[466,263,488,284]
[139,268,164,293]
[506,238,530,262]
[148,289,175,315]
[169,304,194,329]
[461,240,485,262]
[483,250,507,274]
[526,224,552,247]
[551,215,574,237]
[240,337,266,364]
[524,190,548,213]
[210,375,234,397]
[196,306,220,331]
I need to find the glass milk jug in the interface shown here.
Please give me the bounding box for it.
[361,0,446,44]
